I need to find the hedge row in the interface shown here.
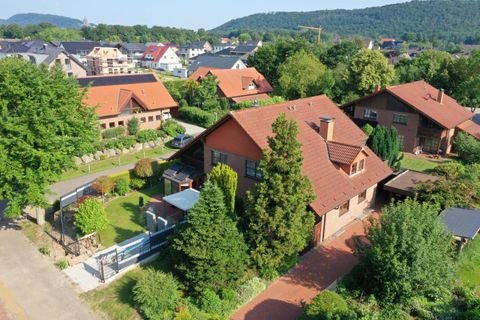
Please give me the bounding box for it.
[179,106,216,128]
[102,126,125,139]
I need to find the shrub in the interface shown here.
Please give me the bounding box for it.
[55,260,69,270]
[115,177,129,196]
[39,247,50,255]
[130,177,146,190]
[117,136,136,149]
[74,198,108,235]
[235,277,266,306]
[127,117,139,136]
[454,132,480,164]
[234,96,285,109]
[301,291,352,320]
[197,289,236,317]
[161,119,186,137]
[102,126,125,139]
[133,269,181,320]
[136,129,160,143]
[433,162,466,179]
[134,159,154,179]
[203,99,220,111]
[92,176,115,198]
[179,106,216,128]
[362,123,375,136]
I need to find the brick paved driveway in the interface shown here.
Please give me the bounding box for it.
[232,215,375,320]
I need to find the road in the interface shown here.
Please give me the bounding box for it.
[0,223,97,320]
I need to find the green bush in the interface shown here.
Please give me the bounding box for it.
[301,291,352,320]
[161,119,186,137]
[114,177,129,196]
[235,277,266,306]
[454,132,480,164]
[117,136,136,149]
[75,198,109,235]
[233,96,285,109]
[136,129,160,143]
[127,117,139,136]
[179,106,216,128]
[130,177,146,190]
[39,247,50,255]
[55,259,69,270]
[102,126,125,139]
[197,289,236,317]
[133,269,181,320]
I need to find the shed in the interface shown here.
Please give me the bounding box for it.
[162,188,200,212]
[441,208,480,240]
[383,170,441,197]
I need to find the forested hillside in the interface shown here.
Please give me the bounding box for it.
[0,13,83,28]
[213,0,480,44]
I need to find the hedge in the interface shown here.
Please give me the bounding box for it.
[233,96,285,109]
[179,106,216,128]
[161,119,186,137]
[135,129,161,143]
[102,126,126,139]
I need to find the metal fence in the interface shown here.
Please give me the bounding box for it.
[97,225,177,281]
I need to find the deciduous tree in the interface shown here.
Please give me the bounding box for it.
[134,159,154,180]
[92,176,115,198]
[244,113,315,278]
[75,198,108,235]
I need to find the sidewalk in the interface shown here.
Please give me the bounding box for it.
[231,214,375,320]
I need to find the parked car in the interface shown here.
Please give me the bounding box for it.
[171,134,193,148]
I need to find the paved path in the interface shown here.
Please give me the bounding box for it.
[232,215,374,320]
[0,224,97,320]
[173,119,206,136]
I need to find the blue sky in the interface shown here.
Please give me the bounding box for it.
[3,0,410,30]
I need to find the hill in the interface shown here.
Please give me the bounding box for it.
[212,0,480,41]
[0,13,83,28]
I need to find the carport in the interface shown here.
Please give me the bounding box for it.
[441,207,480,242]
[383,170,441,199]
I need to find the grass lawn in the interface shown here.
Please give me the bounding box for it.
[400,153,450,172]
[60,146,174,181]
[457,237,480,289]
[98,184,162,247]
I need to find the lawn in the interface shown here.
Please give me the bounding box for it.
[60,146,174,181]
[456,237,480,289]
[98,184,162,247]
[400,153,450,172]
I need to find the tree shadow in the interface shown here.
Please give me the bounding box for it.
[112,226,144,244]
[119,202,145,228]
[241,298,303,320]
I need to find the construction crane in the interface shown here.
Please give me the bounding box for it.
[298,25,322,45]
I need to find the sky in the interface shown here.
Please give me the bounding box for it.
[2,0,410,30]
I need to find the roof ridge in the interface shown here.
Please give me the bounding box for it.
[327,140,363,149]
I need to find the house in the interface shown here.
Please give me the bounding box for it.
[178,41,212,59]
[86,47,132,75]
[166,95,392,244]
[188,55,246,74]
[0,40,87,77]
[189,67,273,103]
[116,42,147,67]
[140,45,182,71]
[78,73,178,131]
[342,81,480,154]
[58,41,114,65]
[213,43,236,53]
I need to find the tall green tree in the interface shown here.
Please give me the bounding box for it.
[0,58,99,218]
[354,198,453,304]
[170,181,248,295]
[209,163,238,215]
[453,132,480,164]
[367,125,403,170]
[449,50,480,111]
[344,49,395,96]
[244,113,315,278]
[277,50,333,100]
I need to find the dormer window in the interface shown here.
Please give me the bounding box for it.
[351,159,365,176]
[248,82,256,90]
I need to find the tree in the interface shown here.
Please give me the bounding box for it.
[449,50,480,112]
[301,291,354,320]
[92,176,115,198]
[127,117,139,136]
[321,41,361,68]
[453,132,480,164]
[0,58,99,218]
[344,49,395,96]
[277,50,333,100]
[244,113,315,278]
[114,177,129,196]
[75,198,108,235]
[133,269,181,320]
[196,75,219,109]
[134,158,154,181]
[170,181,248,295]
[361,123,375,136]
[367,125,403,170]
[37,27,82,41]
[208,163,238,215]
[354,199,453,303]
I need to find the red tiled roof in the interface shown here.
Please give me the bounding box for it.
[386,81,473,129]
[229,96,392,215]
[189,67,273,99]
[84,77,178,117]
[327,141,365,165]
[141,45,170,62]
[457,119,480,140]
[231,93,271,103]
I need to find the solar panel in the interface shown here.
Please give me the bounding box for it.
[77,74,157,87]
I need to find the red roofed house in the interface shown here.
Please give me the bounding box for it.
[165,96,392,245]
[342,80,480,154]
[189,67,273,104]
[140,45,182,71]
[79,73,178,131]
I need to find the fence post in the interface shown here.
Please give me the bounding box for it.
[115,249,119,273]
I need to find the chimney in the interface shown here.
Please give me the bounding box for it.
[319,116,335,141]
[437,89,444,104]
[374,84,381,93]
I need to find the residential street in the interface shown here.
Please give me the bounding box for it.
[0,223,97,320]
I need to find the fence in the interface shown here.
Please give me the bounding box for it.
[97,225,177,281]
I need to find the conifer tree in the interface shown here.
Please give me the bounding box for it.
[209,163,238,215]
[244,113,315,278]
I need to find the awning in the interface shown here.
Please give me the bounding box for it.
[162,188,200,212]
[441,207,480,240]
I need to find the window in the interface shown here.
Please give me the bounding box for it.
[248,82,256,90]
[339,200,350,216]
[363,109,377,121]
[155,115,162,121]
[148,116,154,122]
[419,136,440,153]
[358,159,365,171]
[140,117,146,123]
[358,190,367,203]
[211,150,228,165]
[100,123,107,129]
[398,135,405,149]
[393,113,408,124]
[246,160,262,180]
[118,121,125,126]
[109,122,115,128]
[351,163,358,175]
